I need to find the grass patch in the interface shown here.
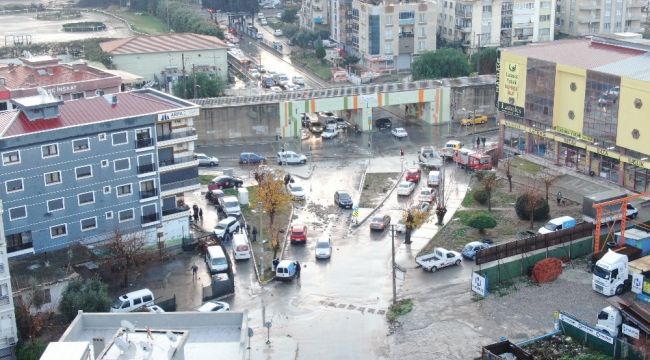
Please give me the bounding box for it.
[291,52,332,80]
[199,175,214,185]
[461,189,475,207]
[358,172,400,208]
[387,298,413,322]
[511,157,543,175]
[492,281,517,297]
[116,10,169,34]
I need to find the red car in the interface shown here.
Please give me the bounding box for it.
[405,168,421,183]
[290,224,308,243]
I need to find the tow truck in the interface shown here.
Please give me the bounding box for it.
[453,148,492,171]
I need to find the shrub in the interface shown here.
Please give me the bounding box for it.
[472,187,489,205]
[463,212,497,234]
[515,193,550,220]
[16,340,47,360]
[59,277,112,322]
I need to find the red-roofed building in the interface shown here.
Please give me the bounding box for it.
[0,56,122,111]
[100,33,228,84]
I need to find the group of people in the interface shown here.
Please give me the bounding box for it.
[191,204,203,223]
[474,136,487,149]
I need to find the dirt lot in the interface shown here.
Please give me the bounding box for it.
[358,172,400,208]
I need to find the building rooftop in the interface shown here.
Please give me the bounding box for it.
[0,89,196,138]
[503,37,650,81]
[100,33,228,55]
[42,311,247,360]
[0,56,119,91]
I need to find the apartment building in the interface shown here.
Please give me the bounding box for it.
[0,203,17,360]
[301,0,330,29]
[0,89,199,257]
[555,0,643,36]
[438,0,554,50]
[348,0,437,72]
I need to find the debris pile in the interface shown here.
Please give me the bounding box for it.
[531,258,563,284]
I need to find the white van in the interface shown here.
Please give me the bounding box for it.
[427,170,441,187]
[110,288,155,313]
[206,245,229,274]
[232,232,251,260]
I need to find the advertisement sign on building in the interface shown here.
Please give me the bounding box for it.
[471,272,488,297]
[632,273,643,294]
[158,108,200,121]
[497,52,527,118]
[623,324,640,339]
[559,312,614,344]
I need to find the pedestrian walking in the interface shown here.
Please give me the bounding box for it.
[191,264,198,280]
[273,258,280,270]
[476,136,481,149]
[481,137,486,148]
[198,208,203,223]
[252,226,258,242]
[295,261,301,279]
[556,191,563,206]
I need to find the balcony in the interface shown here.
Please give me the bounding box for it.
[158,156,198,172]
[137,163,156,174]
[141,213,160,225]
[140,188,158,199]
[7,242,33,257]
[156,129,198,147]
[0,296,9,306]
[162,206,191,220]
[399,18,415,25]
[160,178,200,195]
[135,138,153,149]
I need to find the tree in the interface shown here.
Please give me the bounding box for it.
[402,207,429,244]
[15,340,47,360]
[463,213,497,234]
[411,49,471,80]
[315,46,326,62]
[470,47,498,75]
[515,191,550,229]
[280,8,298,23]
[539,170,557,201]
[110,228,148,288]
[256,174,292,258]
[59,277,112,321]
[341,55,360,67]
[479,172,500,212]
[173,72,225,99]
[504,158,513,192]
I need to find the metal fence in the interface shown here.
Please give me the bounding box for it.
[476,222,594,265]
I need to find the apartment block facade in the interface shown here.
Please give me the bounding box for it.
[555,0,643,36]
[0,203,16,359]
[348,0,437,72]
[0,89,199,257]
[438,0,554,49]
[301,0,330,28]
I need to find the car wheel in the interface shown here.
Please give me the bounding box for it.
[301,159,306,164]
[210,162,216,166]
[455,259,461,266]
[242,160,248,164]
[429,266,438,272]
[615,284,625,296]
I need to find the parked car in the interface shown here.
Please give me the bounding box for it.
[374,117,392,130]
[260,18,268,25]
[205,189,225,205]
[461,240,492,260]
[274,29,283,36]
[416,247,462,272]
[288,182,306,200]
[277,150,307,165]
[275,260,297,281]
[325,118,337,130]
[396,181,416,196]
[256,32,263,40]
[418,188,435,203]
[270,86,283,92]
[315,234,332,259]
[460,114,488,126]
[250,69,261,79]
[195,153,219,167]
[309,121,324,134]
[290,224,308,244]
[292,76,305,85]
[427,170,441,187]
[335,117,349,129]
[369,214,391,231]
[334,190,353,209]
[321,128,338,139]
[240,152,266,164]
[405,168,421,183]
[219,195,242,216]
[393,218,406,233]
[213,216,241,240]
[144,305,165,313]
[391,127,408,138]
[197,301,230,312]
[208,175,243,190]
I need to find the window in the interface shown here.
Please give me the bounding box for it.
[103,186,111,194]
[419,13,426,22]
[142,294,153,302]
[72,92,84,100]
[41,144,58,158]
[106,211,113,220]
[418,41,425,50]
[141,204,158,223]
[385,29,393,39]
[399,11,415,19]
[114,158,130,172]
[385,15,392,25]
[133,298,142,306]
[112,131,128,145]
[8,206,27,220]
[119,209,134,223]
[101,159,109,168]
[420,27,426,37]
[78,191,95,205]
[98,133,107,141]
[2,151,20,165]
[135,128,153,148]
[75,165,93,180]
[72,138,90,153]
[116,184,132,197]
[140,180,156,199]
[44,171,62,186]
[5,178,23,193]
[47,198,65,212]
[80,217,97,231]
[50,224,67,238]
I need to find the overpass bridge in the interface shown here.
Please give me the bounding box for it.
[194,75,496,143]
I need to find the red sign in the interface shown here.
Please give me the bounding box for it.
[0,90,10,100]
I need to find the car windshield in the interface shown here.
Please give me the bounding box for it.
[212,258,227,265]
[463,244,473,252]
[225,201,239,207]
[317,241,330,248]
[421,190,431,195]
[543,222,557,231]
[372,216,384,222]
[399,183,410,188]
[216,223,227,230]
[292,186,303,192]
[340,193,351,200]
[593,265,610,280]
[292,229,304,235]
[111,299,125,309]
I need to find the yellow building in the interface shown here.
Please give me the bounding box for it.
[497,36,650,192]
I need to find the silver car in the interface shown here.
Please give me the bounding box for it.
[277,151,307,165]
[195,153,219,167]
[315,234,332,259]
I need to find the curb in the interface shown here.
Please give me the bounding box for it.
[279,205,296,262]
[352,169,406,228]
[250,203,295,286]
[290,164,316,180]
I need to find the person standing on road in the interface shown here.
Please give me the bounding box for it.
[481,137,486,148]
[295,261,301,279]
[198,208,203,223]
[191,264,198,281]
[252,226,258,242]
[476,136,481,149]
[556,191,563,206]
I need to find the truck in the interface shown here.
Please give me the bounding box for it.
[440,140,463,161]
[592,247,642,296]
[415,247,462,272]
[418,146,443,169]
[596,299,650,337]
[452,148,492,171]
[582,190,638,224]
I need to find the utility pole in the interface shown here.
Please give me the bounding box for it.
[192,64,197,98]
[390,225,397,305]
[182,53,187,99]
[259,201,264,279]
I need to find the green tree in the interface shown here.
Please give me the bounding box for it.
[315,46,326,62]
[342,55,360,67]
[281,8,298,23]
[470,47,498,75]
[411,49,471,80]
[16,340,47,360]
[463,213,497,234]
[59,277,112,322]
[173,73,226,99]
[515,192,550,229]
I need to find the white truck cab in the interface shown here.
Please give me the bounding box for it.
[596,306,623,337]
[593,250,630,296]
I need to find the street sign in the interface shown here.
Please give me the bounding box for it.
[471,272,488,297]
[353,210,359,217]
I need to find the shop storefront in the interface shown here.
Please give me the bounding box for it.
[591,153,620,183]
[558,143,587,172]
[625,163,650,192]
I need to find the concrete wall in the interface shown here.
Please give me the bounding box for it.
[197,103,281,143]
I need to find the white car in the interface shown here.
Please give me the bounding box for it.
[250,69,261,78]
[418,188,435,203]
[260,18,268,25]
[393,218,406,233]
[274,29,283,36]
[396,181,416,196]
[392,127,408,138]
[144,305,165,313]
[270,86,283,92]
[213,216,241,240]
[292,76,305,85]
[315,234,332,259]
[256,32,263,40]
[197,301,230,312]
[194,153,219,167]
[221,196,241,216]
[277,150,307,165]
[415,247,462,272]
[321,128,338,139]
[288,183,306,200]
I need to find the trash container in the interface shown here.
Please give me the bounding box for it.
[238,187,249,205]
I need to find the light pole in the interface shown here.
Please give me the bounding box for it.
[390,224,397,305]
[258,201,264,278]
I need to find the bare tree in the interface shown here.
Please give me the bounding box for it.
[539,170,557,201]
[523,181,545,230]
[479,172,501,212]
[504,158,513,192]
[110,228,148,288]
[435,167,458,225]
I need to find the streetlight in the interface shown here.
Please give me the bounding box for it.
[390,224,397,305]
[258,201,264,278]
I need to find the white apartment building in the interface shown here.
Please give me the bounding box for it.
[0,202,17,360]
[438,0,554,50]
[555,0,643,36]
[349,0,438,72]
[301,0,330,29]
